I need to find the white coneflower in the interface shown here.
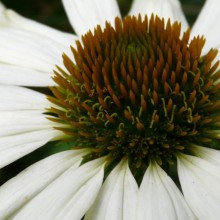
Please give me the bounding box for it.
[0,0,220,219]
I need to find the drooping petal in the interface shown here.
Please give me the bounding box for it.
[137,162,195,220]
[0,8,77,87]
[191,0,220,54]
[54,162,104,219]
[0,85,49,111]
[62,0,121,36]
[0,111,60,137]
[85,160,138,220]
[0,85,66,168]
[11,158,105,220]
[190,144,220,166]
[177,153,220,220]
[0,64,54,87]
[0,9,76,48]
[0,128,64,169]
[0,150,86,219]
[129,0,188,31]
[122,163,138,220]
[0,2,5,11]
[0,28,62,72]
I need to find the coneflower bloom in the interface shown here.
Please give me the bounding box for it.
[0,0,220,219]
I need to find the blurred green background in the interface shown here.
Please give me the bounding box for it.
[0,0,205,185]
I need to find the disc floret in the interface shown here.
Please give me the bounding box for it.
[48,14,220,180]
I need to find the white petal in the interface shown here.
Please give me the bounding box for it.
[1,9,76,48]
[178,153,220,220]
[190,144,220,166]
[85,160,138,220]
[0,8,78,87]
[0,111,56,136]
[0,128,64,168]
[0,85,49,110]
[0,150,86,219]
[62,0,121,36]
[137,162,195,220]
[191,0,220,54]
[0,2,5,11]
[12,158,105,220]
[0,64,54,86]
[122,163,139,220]
[129,0,188,31]
[0,85,66,168]
[54,164,104,219]
[0,28,63,72]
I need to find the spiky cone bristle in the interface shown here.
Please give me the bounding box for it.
[48,14,220,182]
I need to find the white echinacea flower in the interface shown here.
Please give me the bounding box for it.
[0,0,220,219]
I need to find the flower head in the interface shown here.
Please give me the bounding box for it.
[1,0,220,219]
